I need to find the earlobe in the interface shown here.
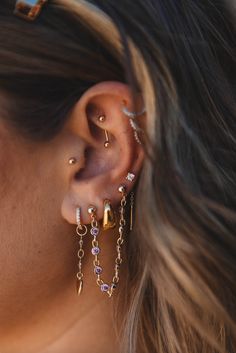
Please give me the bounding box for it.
[61,81,145,226]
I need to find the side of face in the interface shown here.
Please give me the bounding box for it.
[0,81,144,321]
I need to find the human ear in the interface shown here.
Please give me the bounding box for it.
[61,81,145,225]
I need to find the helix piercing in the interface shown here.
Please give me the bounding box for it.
[121,101,146,145]
[122,105,146,119]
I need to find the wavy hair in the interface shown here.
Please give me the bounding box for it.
[0,1,236,352]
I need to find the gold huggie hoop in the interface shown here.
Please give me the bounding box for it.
[14,0,48,21]
[103,199,116,230]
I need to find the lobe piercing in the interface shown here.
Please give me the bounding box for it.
[98,115,106,122]
[69,157,77,165]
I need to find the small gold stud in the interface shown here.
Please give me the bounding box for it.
[118,185,126,194]
[68,157,77,165]
[103,200,116,230]
[98,115,106,123]
[88,205,97,215]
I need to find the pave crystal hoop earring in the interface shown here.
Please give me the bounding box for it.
[121,101,146,145]
[75,207,88,296]
[88,187,127,297]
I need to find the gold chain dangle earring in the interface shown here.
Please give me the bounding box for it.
[88,188,127,297]
[75,207,88,296]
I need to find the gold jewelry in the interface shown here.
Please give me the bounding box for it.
[121,100,145,145]
[103,199,116,230]
[75,207,88,296]
[88,187,127,297]
[68,157,77,165]
[14,0,48,21]
[97,114,110,148]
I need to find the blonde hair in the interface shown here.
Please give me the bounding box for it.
[1,0,236,352]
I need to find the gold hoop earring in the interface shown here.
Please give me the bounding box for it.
[68,157,77,165]
[103,199,116,230]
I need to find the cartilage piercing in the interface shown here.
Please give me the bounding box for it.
[97,114,110,148]
[121,101,146,145]
[69,157,77,165]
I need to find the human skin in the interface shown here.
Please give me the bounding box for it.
[0,82,144,353]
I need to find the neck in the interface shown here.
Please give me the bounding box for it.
[0,224,124,353]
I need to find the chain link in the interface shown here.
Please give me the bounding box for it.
[89,189,127,298]
[76,221,87,295]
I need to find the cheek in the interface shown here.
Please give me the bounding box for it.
[0,134,60,281]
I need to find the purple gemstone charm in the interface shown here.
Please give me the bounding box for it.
[101,283,110,292]
[94,266,102,275]
[90,227,99,236]
[91,247,100,255]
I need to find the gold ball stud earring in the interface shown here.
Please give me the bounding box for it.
[98,115,106,123]
[68,157,77,165]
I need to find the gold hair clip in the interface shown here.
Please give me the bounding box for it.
[14,0,48,21]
